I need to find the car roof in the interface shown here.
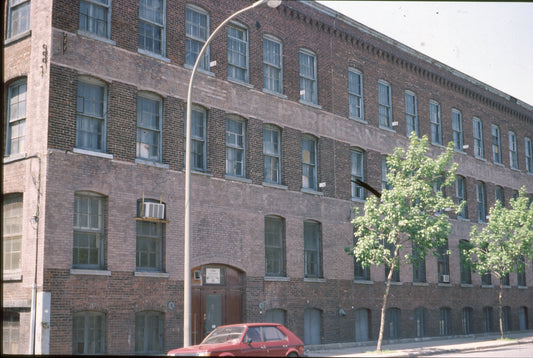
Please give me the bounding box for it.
[217,322,281,328]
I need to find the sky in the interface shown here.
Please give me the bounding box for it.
[315,1,533,107]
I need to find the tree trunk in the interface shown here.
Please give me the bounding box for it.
[498,278,504,340]
[377,248,399,352]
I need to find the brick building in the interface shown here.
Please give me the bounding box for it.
[3,0,532,354]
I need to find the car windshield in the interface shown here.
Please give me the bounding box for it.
[201,326,246,345]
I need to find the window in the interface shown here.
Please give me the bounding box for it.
[509,131,518,169]
[304,221,322,278]
[76,78,107,152]
[3,194,22,275]
[525,137,533,174]
[385,308,400,339]
[135,311,164,354]
[483,307,494,332]
[502,272,510,286]
[502,307,511,331]
[353,234,370,281]
[437,240,450,283]
[138,0,165,55]
[495,186,503,205]
[348,68,363,120]
[7,0,30,39]
[137,93,162,162]
[452,109,463,151]
[263,35,283,94]
[455,176,467,219]
[79,0,111,38]
[430,101,442,145]
[462,307,473,334]
[263,125,281,184]
[185,5,209,70]
[186,106,207,171]
[3,310,20,354]
[517,256,526,287]
[226,117,246,177]
[301,135,317,190]
[378,81,392,129]
[492,124,501,164]
[477,181,486,223]
[439,307,451,336]
[381,156,392,191]
[473,117,484,159]
[385,247,400,283]
[460,240,472,284]
[351,148,364,200]
[482,271,492,286]
[227,23,249,83]
[73,311,106,354]
[73,193,105,269]
[412,243,426,283]
[265,216,285,277]
[405,91,418,137]
[299,49,317,104]
[6,79,27,156]
[136,220,163,271]
[414,307,427,338]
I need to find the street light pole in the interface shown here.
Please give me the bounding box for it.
[184,0,282,347]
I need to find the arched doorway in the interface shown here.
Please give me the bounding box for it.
[191,264,245,345]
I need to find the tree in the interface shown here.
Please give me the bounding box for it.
[462,187,533,339]
[348,134,460,351]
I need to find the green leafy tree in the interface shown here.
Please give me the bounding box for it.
[462,187,533,339]
[348,134,460,351]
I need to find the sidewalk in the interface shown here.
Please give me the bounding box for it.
[305,331,533,357]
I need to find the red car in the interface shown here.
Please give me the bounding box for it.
[167,323,305,357]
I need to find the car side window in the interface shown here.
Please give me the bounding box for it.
[244,327,262,342]
[261,326,287,342]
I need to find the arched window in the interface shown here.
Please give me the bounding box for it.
[414,307,427,337]
[135,311,164,353]
[73,311,106,354]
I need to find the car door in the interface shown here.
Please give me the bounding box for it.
[260,325,288,356]
[237,326,267,356]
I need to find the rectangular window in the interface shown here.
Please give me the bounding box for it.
[378,81,392,129]
[382,156,392,191]
[437,240,450,283]
[460,240,472,284]
[348,68,363,120]
[455,176,467,219]
[299,50,317,104]
[301,136,317,190]
[439,308,451,336]
[3,195,22,274]
[6,79,26,156]
[76,79,106,152]
[304,221,322,278]
[73,193,105,269]
[73,312,106,354]
[263,36,283,94]
[136,220,163,271]
[351,149,364,199]
[509,131,518,169]
[412,243,426,283]
[495,186,503,204]
[79,0,110,38]
[354,235,370,281]
[185,5,209,70]
[473,117,484,159]
[265,216,285,277]
[477,182,486,223]
[526,137,533,174]
[227,24,248,82]
[385,243,400,282]
[7,0,30,38]
[263,125,281,184]
[187,106,207,171]
[135,311,164,353]
[226,118,245,177]
[138,0,165,55]
[452,109,463,151]
[492,125,501,164]
[3,311,20,354]
[405,91,418,137]
[430,101,442,145]
[136,94,162,162]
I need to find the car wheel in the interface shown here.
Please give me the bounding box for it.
[287,352,299,357]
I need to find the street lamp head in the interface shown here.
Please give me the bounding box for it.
[266,0,282,8]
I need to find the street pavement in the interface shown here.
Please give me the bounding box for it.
[305,331,533,357]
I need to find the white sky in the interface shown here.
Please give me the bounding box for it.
[316,1,533,107]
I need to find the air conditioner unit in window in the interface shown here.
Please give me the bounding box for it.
[142,202,165,220]
[441,274,450,283]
